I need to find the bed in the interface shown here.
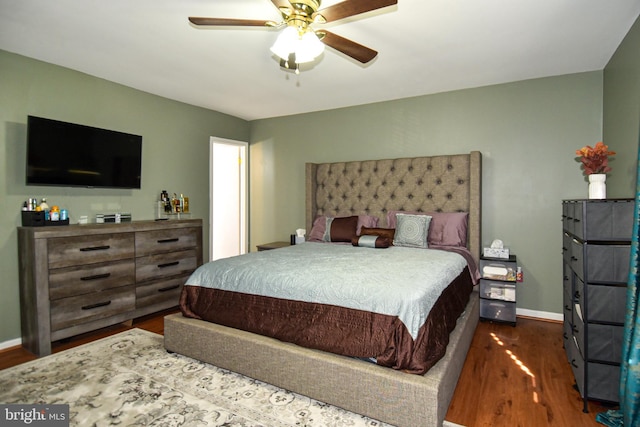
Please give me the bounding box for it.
[164,151,482,426]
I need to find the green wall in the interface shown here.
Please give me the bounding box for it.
[603,15,640,196]
[250,72,607,316]
[0,50,250,343]
[2,14,639,344]
[249,15,640,317]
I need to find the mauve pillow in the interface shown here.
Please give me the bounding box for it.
[360,226,395,242]
[326,216,358,242]
[308,215,379,242]
[386,210,469,247]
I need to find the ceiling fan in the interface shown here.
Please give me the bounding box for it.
[188,0,398,72]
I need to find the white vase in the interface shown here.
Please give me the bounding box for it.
[588,174,606,199]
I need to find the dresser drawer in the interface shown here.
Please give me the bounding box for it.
[136,275,186,309]
[480,299,516,323]
[48,233,134,269]
[571,242,630,283]
[587,323,624,363]
[570,338,585,398]
[563,320,573,364]
[49,259,135,300]
[479,279,516,302]
[50,285,135,331]
[582,284,627,324]
[572,200,634,241]
[562,232,573,264]
[136,228,199,257]
[136,249,198,282]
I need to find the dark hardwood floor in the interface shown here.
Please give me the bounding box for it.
[0,312,612,426]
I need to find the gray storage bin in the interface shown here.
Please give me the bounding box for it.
[479,279,516,302]
[479,258,517,281]
[576,200,634,241]
[584,284,627,323]
[479,299,516,323]
[563,320,573,364]
[572,243,630,283]
[588,323,624,363]
[588,363,621,402]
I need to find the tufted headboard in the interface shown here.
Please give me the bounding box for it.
[305,151,482,263]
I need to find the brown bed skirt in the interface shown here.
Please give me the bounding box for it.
[179,266,473,375]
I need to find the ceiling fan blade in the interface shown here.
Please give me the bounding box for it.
[188,17,273,27]
[316,0,397,23]
[271,0,291,9]
[320,30,377,64]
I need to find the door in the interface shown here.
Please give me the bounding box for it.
[210,137,248,261]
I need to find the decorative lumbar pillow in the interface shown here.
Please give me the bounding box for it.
[393,213,431,248]
[308,215,379,242]
[351,235,391,248]
[323,215,359,242]
[359,226,395,242]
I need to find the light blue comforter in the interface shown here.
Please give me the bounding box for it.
[186,242,467,339]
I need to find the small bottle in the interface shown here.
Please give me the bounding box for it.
[164,192,172,213]
[172,193,180,213]
[179,194,185,213]
[50,205,60,221]
[39,198,50,220]
[516,266,523,282]
[182,195,189,213]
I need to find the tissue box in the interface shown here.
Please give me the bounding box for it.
[483,247,510,259]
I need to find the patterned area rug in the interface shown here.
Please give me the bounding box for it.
[0,329,464,427]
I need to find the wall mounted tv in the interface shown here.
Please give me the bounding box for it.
[26,116,142,189]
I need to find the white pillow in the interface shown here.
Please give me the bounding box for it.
[393,213,432,248]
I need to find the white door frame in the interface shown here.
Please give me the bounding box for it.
[209,137,248,261]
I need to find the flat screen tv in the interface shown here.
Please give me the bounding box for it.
[26,115,142,189]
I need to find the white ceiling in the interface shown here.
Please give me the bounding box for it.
[1,1,639,121]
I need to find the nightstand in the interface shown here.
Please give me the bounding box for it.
[479,255,517,325]
[256,241,290,251]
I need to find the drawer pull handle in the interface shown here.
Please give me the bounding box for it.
[571,359,579,368]
[158,238,179,244]
[80,245,111,252]
[563,332,568,339]
[80,273,111,281]
[81,300,111,310]
[158,284,180,292]
[570,256,578,261]
[564,305,571,311]
[158,261,179,268]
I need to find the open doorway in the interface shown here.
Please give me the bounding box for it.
[209,137,248,261]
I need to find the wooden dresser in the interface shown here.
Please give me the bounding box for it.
[18,219,203,356]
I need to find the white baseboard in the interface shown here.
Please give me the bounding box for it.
[0,309,562,351]
[517,308,563,322]
[0,337,22,351]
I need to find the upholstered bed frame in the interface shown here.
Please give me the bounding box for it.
[164,151,482,427]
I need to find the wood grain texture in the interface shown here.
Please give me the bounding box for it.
[446,317,611,426]
[1,313,611,426]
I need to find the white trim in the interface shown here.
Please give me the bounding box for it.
[516,308,563,322]
[0,337,22,351]
[209,137,248,262]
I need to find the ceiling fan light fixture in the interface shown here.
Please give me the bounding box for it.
[295,30,324,63]
[270,25,324,64]
[270,26,298,59]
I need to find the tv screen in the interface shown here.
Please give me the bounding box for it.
[26,116,142,189]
